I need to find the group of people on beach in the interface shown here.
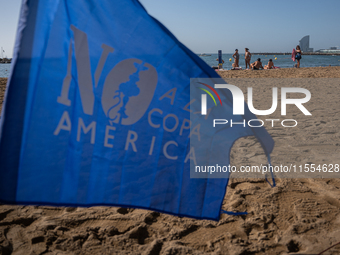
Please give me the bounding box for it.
[215,45,302,70]
[231,48,275,70]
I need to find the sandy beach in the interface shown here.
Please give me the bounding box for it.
[217,66,340,78]
[0,67,340,255]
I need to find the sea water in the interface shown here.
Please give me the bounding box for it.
[0,64,11,78]
[199,53,340,70]
[1,55,340,78]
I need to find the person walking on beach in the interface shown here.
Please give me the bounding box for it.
[245,48,251,69]
[295,45,302,68]
[232,49,239,68]
[250,58,263,70]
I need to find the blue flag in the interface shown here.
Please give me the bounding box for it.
[0,0,274,221]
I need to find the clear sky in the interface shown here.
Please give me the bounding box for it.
[0,0,22,58]
[1,0,339,57]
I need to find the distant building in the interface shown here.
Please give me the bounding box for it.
[299,35,313,52]
[329,47,338,50]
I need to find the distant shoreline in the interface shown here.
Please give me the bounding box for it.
[252,52,340,56]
